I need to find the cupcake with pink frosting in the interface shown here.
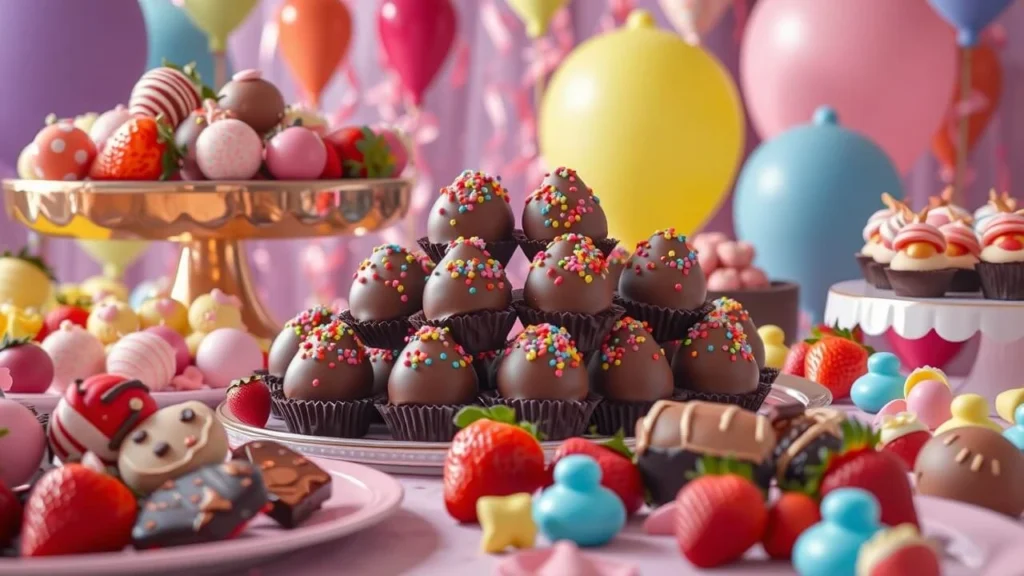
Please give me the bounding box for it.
[939,219,981,292]
[857,194,903,287]
[871,196,910,289]
[976,198,1024,300]
[884,209,955,298]
[925,187,970,228]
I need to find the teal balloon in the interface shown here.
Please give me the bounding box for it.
[139,0,228,85]
[734,107,904,323]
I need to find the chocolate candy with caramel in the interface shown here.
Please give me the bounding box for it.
[770,407,845,486]
[522,167,608,242]
[268,306,335,377]
[523,233,614,315]
[672,316,759,395]
[426,170,515,243]
[348,244,434,322]
[232,441,332,529]
[422,237,512,321]
[132,461,268,549]
[496,324,588,401]
[589,317,673,402]
[619,229,708,311]
[283,320,373,402]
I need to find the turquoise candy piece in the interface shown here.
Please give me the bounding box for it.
[532,454,626,547]
[793,488,882,576]
[1002,404,1024,452]
[851,352,904,414]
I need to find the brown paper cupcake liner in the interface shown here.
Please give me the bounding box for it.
[760,367,781,387]
[855,253,874,283]
[513,230,620,263]
[883,268,955,298]
[949,268,981,293]
[855,254,890,288]
[589,399,659,437]
[672,379,772,412]
[408,306,517,355]
[336,309,415,350]
[473,349,501,390]
[478,392,602,440]
[612,295,716,344]
[376,403,468,442]
[416,235,520,268]
[977,261,1024,300]
[510,289,624,353]
[256,371,284,418]
[270,388,376,438]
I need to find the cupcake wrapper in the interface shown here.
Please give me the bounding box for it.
[376,403,468,442]
[760,367,781,387]
[270,388,376,438]
[949,268,981,293]
[472,350,502,391]
[510,289,624,353]
[513,230,620,263]
[672,370,774,412]
[408,306,518,355]
[589,399,658,437]
[977,262,1024,300]
[479,392,602,440]
[883,268,955,298]
[256,371,284,418]
[855,254,890,288]
[416,235,520,268]
[855,253,874,283]
[612,296,716,344]
[336,309,415,350]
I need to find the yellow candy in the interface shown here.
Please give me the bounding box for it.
[87,301,140,346]
[477,493,537,554]
[905,242,937,259]
[903,366,949,398]
[137,297,190,336]
[1,303,43,340]
[758,325,788,370]
[934,394,1002,435]
[188,289,245,334]
[995,388,1024,424]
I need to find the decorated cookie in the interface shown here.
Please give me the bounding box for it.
[41,320,106,393]
[232,441,332,528]
[29,121,96,181]
[128,66,202,129]
[87,300,140,346]
[107,331,177,392]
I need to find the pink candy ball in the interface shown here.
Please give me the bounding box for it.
[706,268,742,291]
[0,341,54,394]
[739,267,771,289]
[906,379,953,430]
[147,325,191,375]
[0,398,46,487]
[265,127,327,180]
[696,248,720,275]
[196,118,263,180]
[195,328,263,388]
[717,240,756,268]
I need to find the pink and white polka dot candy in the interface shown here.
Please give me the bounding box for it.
[29,121,97,180]
[195,118,264,180]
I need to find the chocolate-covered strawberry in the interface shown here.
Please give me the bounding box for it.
[768,405,845,487]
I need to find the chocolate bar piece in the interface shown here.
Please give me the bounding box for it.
[231,441,332,528]
[132,460,268,549]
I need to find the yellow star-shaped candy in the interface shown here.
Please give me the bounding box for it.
[476,492,537,554]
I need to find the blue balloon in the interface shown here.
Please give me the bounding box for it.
[139,0,228,87]
[928,0,1014,47]
[734,107,904,323]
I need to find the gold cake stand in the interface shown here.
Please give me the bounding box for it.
[2,179,413,339]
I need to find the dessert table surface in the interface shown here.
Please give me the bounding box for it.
[250,398,1024,576]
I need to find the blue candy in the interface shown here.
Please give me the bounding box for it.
[851,352,904,414]
[532,454,625,547]
[793,488,882,576]
[1002,404,1024,452]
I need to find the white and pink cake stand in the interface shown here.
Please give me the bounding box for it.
[825,279,1024,401]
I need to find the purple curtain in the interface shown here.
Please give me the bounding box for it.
[2,0,1022,322]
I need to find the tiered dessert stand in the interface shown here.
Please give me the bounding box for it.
[825,279,1024,401]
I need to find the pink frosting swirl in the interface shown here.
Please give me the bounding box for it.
[862,208,892,243]
[893,222,946,253]
[980,212,1024,246]
[879,211,907,249]
[925,207,958,228]
[940,221,981,257]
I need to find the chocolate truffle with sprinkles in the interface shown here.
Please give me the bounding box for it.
[523,167,607,241]
[368,348,398,397]
[423,237,512,320]
[619,228,708,310]
[267,305,335,377]
[672,314,765,410]
[426,170,515,243]
[606,246,631,286]
[708,297,764,368]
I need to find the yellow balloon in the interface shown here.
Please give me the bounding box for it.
[76,240,151,279]
[505,0,568,38]
[180,0,260,52]
[539,10,744,249]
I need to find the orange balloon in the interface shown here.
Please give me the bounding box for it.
[277,0,352,108]
[931,44,1003,169]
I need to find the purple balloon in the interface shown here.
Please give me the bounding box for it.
[928,0,1014,46]
[0,0,147,166]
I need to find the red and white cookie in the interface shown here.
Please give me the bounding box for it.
[128,67,201,129]
[29,122,96,180]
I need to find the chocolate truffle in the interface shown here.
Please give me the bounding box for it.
[672,316,758,395]
[368,348,397,397]
[709,297,765,368]
[606,246,630,286]
[422,237,512,320]
[283,320,373,402]
[216,69,286,135]
[426,170,515,243]
[635,400,776,505]
[522,167,608,242]
[523,233,614,314]
[268,306,335,377]
[589,317,673,401]
[174,108,207,180]
[496,324,588,400]
[232,441,332,529]
[388,326,478,405]
[619,229,708,310]
[914,426,1024,517]
[769,406,845,486]
[348,244,434,322]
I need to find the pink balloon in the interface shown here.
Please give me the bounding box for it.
[885,329,964,371]
[377,0,457,106]
[741,0,957,173]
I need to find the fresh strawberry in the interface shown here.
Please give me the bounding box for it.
[21,459,137,556]
[815,323,864,343]
[548,431,643,515]
[443,406,547,523]
[0,481,21,548]
[675,458,768,568]
[807,420,918,529]
[762,492,820,559]
[803,328,872,399]
[89,115,181,181]
[226,375,271,428]
[319,136,343,179]
[783,341,810,376]
[37,299,91,342]
[324,126,396,178]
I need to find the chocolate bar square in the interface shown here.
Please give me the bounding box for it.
[231,441,332,529]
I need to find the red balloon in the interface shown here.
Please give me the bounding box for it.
[931,43,1003,170]
[377,0,457,107]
